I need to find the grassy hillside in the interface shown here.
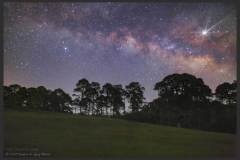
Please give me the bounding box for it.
[4,110,236,158]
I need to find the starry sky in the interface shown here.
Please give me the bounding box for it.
[4,2,236,102]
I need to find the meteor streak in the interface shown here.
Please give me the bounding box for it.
[199,13,233,37]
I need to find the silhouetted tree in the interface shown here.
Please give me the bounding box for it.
[26,87,41,111]
[112,85,125,116]
[72,96,80,113]
[101,83,126,116]
[3,73,237,133]
[154,73,211,105]
[4,84,72,113]
[215,81,237,104]
[73,79,91,115]
[121,89,128,114]
[125,82,145,112]
[4,85,28,110]
[35,86,51,111]
[50,88,72,113]
[88,82,101,115]
[102,83,114,115]
[96,94,107,115]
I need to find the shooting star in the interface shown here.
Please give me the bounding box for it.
[193,13,233,37]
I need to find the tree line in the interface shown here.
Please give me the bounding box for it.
[4,73,237,133]
[4,85,72,113]
[123,73,237,133]
[72,79,144,116]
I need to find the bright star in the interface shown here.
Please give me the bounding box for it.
[64,47,68,52]
[201,29,208,36]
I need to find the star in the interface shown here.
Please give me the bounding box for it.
[3,2,236,102]
[64,47,69,52]
[201,29,208,36]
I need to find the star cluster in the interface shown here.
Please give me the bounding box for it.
[4,2,236,101]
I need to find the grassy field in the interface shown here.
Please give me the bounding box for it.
[4,110,236,158]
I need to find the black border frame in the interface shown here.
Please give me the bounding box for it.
[0,0,239,160]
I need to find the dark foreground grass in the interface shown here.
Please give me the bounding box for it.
[4,110,236,158]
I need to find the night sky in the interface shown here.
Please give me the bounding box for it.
[4,2,236,102]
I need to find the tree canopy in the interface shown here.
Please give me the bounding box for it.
[154,73,212,104]
[4,85,72,113]
[4,73,237,133]
[215,81,237,104]
[125,82,145,112]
